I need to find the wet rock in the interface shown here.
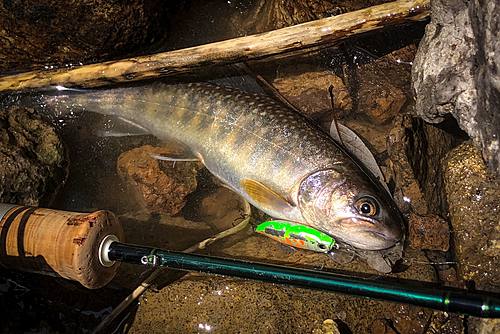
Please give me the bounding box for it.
[312,319,341,334]
[467,318,500,334]
[387,115,429,215]
[0,107,68,206]
[129,270,446,334]
[124,213,444,334]
[371,306,464,334]
[438,267,465,289]
[379,304,434,334]
[111,184,246,290]
[120,211,211,231]
[200,187,241,220]
[272,66,353,120]
[357,83,406,125]
[0,0,169,71]
[235,0,393,33]
[413,0,500,177]
[442,142,500,289]
[417,312,464,334]
[341,119,390,154]
[117,145,202,215]
[442,141,500,333]
[370,319,398,334]
[408,213,450,251]
[130,273,343,333]
[387,114,461,216]
[356,45,416,125]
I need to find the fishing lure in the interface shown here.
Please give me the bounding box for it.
[255,220,335,253]
[255,220,356,263]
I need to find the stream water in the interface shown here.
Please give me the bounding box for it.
[0,1,471,333]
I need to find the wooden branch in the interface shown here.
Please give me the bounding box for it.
[0,0,429,92]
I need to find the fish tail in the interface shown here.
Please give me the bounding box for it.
[42,88,124,116]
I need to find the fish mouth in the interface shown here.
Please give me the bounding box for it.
[336,217,403,250]
[366,230,401,248]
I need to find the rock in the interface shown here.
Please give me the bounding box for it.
[408,213,450,251]
[387,114,461,216]
[371,311,464,334]
[370,319,398,334]
[437,267,466,289]
[356,45,417,125]
[467,318,500,334]
[442,140,500,334]
[419,312,465,334]
[312,319,341,334]
[200,187,241,219]
[111,183,246,290]
[120,211,211,231]
[272,67,353,120]
[0,0,169,71]
[124,213,445,334]
[128,271,445,334]
[234,0,393,34]
[379,304,434,334]
[387,115,430,215]
[117,145,202,215]
[413,0,500,177]
[357,83,406,125]
[442,142,500,289]
[0,107,68,206]
[129,273,343,333]
[341,119,390,153]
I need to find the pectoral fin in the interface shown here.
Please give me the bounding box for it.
[149,152,201,162]
[240,179,295,214]
[96,116,151,137]
[149,152,201,161]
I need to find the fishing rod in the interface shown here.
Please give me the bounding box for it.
[1,203,499,318]
[100,237,500,318]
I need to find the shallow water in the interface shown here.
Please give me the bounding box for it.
[0,1,463,333]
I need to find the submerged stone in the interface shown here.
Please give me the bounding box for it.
[0,107,68,206]
[387,114,461,217]
[356,45,416,125]
[408,213,450,252]
[272,67,353,120]
[117,145,202,216]
[124,219,441,334]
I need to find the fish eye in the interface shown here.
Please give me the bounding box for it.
[355,197,377,216]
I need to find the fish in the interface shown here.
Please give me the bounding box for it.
[41,81,405,250]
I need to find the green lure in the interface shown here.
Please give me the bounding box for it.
[255,220,335,253]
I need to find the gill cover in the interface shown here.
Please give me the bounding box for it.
[298,169,349,228]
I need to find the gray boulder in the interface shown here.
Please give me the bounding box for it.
[413,0,500,176]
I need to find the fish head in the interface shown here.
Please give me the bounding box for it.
[297,169,405,250]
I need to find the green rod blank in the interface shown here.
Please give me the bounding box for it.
[107,241,500,318]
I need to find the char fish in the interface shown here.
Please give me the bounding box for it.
[43,82,404,250]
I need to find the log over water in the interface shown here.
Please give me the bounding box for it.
[0,0,429,92]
